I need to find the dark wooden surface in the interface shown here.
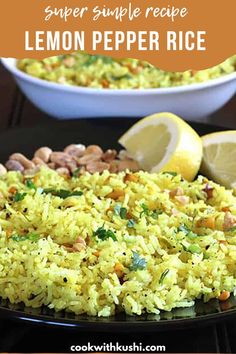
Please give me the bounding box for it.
[0,62,236,353]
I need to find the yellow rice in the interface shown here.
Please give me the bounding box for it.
[0,167,235,317]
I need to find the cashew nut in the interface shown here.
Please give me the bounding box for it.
[86,161,110,174]
[64,144,86,157]
[34,147,52,163]
[0,164,7,176]
[109,160,119,173]
[84,145,103,157]
[23,166,40,177]
[32,157,46,166]
[117,160,140,172]
[56,167,70,176]
[77,154,101,165]
[50,152,72,167]
[5,160,24,172]
[102,149,117,162]
[9,153,35,170]
[47,162,56,169]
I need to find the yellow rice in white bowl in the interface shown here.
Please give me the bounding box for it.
[0,167,235,317]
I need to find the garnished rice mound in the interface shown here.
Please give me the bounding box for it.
[0,167,236,317]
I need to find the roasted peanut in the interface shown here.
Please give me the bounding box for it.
[23,166,40,177]
[86,161,110,174]
[174,195,190,205]
[84,145,103,157]
[109,160,119,173]
[64,144,86,157]
[34,147,52,163]
[9,153,35,170]
[5,160,24,172]
[0,164,7,176]
[117,160,140,172]
[223,211,236,231]
[169,187,184,198]
[56,167,70,176]
[77,153,101,165]
[32,157,46,166]
[50,152,72,167]
[73,236,86,251]
[47,162,56,169]
[102,149,117,162]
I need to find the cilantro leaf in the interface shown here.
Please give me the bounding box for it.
[72,168,82,178]
[93,226,117,241]
[120,207,127,219]
[187,244,202,254]
[178,224,198,239]
[13,192,27,202]
[140,204,161,219]
[162,171,177,177]
[151,210,162,219]
[43,188,83,199]
[114,204,127,219]
[159,269,170,284]
[129,251,147,271]
[25,179,36,190]
[140,203,149,217]
[11,232,40,242]
[127,219,135,228]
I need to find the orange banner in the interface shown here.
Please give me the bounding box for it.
[0,0,235,71]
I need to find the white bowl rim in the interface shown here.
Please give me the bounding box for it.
[1,57,236,96]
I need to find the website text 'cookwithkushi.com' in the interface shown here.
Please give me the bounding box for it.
[70,342,166,352]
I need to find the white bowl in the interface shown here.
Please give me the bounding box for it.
[1,57,236,120]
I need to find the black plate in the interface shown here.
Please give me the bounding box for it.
[0,118,235,331]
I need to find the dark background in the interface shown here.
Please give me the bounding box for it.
[0,62,236,353]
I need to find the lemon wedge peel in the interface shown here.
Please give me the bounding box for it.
[119,112,203,182]
[201,130,236,189]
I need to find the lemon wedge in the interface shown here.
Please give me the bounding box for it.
[118,112,202,181]
[201,131,236,189]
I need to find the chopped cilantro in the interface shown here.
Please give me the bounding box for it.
[111,74,132,81]
[187,244,202,254]
[151,210,162,219]
[159,269,170,284]
[83,55,113,67]
[11,232,40,242]
[178,224,198,239]
[162,171,177,177]
[13,192,27,202]
[140,204,162,219]
[127,219,135,228]
[228,226,236,232]
[72,168,82,178]
[140,203,149,217]
[120,207,127,219]
[129,251,147,271]
[93,226,117,241]
[25,179,36,189]
[114,204,127,219]
[43,188,83,199]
